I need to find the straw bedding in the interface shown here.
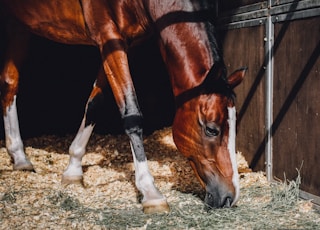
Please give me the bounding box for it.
[0,127,319,229]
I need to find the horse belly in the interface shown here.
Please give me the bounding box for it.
[3,0,93,45]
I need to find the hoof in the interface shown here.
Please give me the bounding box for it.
[13,162,35,171]
[142,198,170,214]
[61,175,83,186]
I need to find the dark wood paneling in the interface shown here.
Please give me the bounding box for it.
[220,0,266,11]
[221,25,266,171]
[273,17,320,196]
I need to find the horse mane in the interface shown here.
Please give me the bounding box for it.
[175,61,235,108]
[173,15,235,108]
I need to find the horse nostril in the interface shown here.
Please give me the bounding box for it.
[204,192,234,210]
[223,196,233,208]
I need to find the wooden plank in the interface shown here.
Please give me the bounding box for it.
[220,0,267,12]
[221,25,266,171]
[272,17,320,196]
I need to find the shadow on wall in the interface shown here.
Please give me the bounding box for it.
[0,33,175,139]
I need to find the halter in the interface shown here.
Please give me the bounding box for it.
[175,62,234,108]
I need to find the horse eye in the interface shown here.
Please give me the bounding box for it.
[205,126,220,137]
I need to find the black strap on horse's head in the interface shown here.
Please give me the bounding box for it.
[175,61,234,108]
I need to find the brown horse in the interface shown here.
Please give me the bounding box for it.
[0,0,246,213]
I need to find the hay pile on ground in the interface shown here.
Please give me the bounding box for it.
[0,127,319,229]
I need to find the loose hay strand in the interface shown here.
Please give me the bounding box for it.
[269,168,301,211]
[0,127,319,229]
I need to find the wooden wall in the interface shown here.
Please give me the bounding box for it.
[272,17,320,196]
[221,25,266,171]
[220,0,266,11]
[220,2,320,200]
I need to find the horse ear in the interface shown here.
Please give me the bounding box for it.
[227,67,247,89]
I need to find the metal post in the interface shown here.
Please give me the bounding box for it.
[265,0,274,181]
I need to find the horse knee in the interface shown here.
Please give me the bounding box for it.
[0,64,19,109]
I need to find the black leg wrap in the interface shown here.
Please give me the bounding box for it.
[123,115,143,134]
[123,115,145,162]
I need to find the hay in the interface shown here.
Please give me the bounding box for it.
[0,127,319,229]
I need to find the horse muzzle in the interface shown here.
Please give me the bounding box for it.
[204,183,237,210]
[204,192,234,210]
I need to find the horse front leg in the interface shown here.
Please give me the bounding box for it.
[0,21,33,171]
[101,42,169,214]
[62,69,106,184]
[128,124,170,214]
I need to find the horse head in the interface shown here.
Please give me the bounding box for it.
[173,66,246,209]
[146,0,246,209]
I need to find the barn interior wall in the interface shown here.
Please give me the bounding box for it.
[219,0,320,203]
[221,25,266,171]
[272,17,320,197]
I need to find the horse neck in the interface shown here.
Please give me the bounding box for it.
[146,0,218,97]
[159,27,215,97]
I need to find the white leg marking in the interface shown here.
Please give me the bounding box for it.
[227,106,240,206]
[3,96,32,169]
[131,142,165,202]
[63,119,94,179]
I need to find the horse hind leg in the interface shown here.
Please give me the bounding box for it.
[62,69,105,185]
[0,21,34,171]
[2,96,33,171]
